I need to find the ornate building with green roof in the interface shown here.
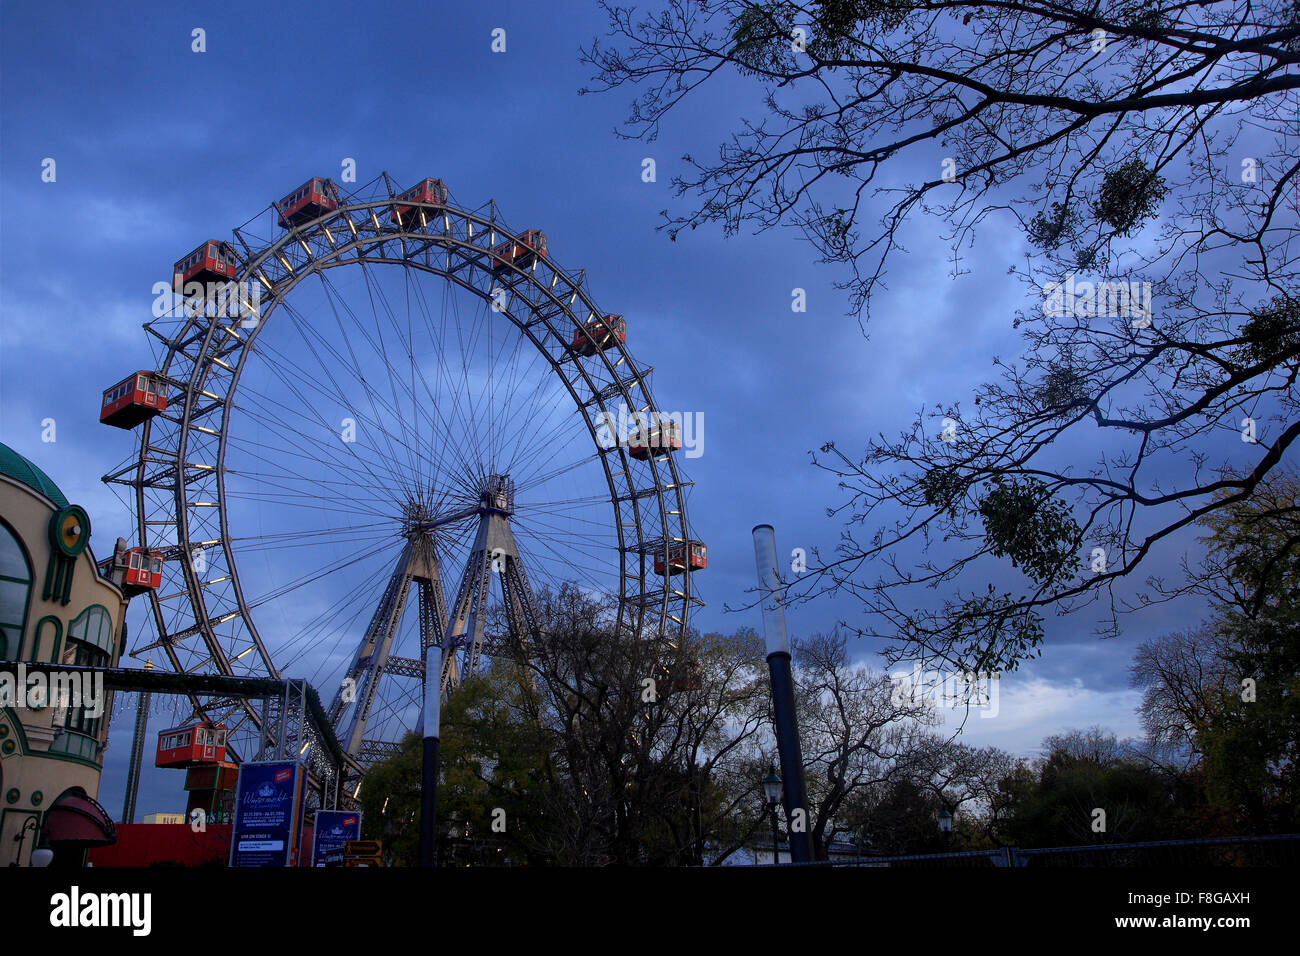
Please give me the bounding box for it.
[0,441,126,865]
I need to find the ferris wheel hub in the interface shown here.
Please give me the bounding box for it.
[479,473,515,515]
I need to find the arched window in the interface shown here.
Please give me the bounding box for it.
[61,605,115,738]
[65,605,114,660]
[30,616,62,663]
[0,520,32,660]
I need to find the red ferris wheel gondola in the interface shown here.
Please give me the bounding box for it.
[654,540,707,576]
[156,721,228,769]
[173,240,239,295]
[276,177,341,230]
[98,546,164,596]
[100,371,168,429]
[391,177,449,226]
[492,229,547,275]
[571,314,626,357]
[628,419,682,461]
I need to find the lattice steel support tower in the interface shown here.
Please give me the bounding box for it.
[440,474,540,693]
[120,657,154,825]
[327,521,448,772]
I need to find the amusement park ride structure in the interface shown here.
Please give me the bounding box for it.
[100,171,706,799]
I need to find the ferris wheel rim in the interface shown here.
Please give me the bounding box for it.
[127,175,700,752]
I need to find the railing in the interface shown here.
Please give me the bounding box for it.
[778,834,1300,867]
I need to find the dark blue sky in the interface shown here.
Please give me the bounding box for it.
[1,0,1209,818]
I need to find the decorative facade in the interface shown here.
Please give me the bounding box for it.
[0,442,126,865]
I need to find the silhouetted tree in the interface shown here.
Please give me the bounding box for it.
[585,1,1300,673]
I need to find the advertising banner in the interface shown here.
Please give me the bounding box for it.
[228,760,304,867]
[310,810,363,867]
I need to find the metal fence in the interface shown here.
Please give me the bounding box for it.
[793,834,1300,867]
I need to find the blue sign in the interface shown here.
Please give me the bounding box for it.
[229,760,304,867]
[311,810,363,867]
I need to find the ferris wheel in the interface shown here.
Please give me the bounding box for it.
[101,171,704,784]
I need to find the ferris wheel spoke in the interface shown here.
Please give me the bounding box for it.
[312,276,420,490]
[220,437,404,512]
[510,527,615,598]
[232,532,393,558]
[476,293,551,469]
[399,271,431,497]
[442,278,499,471]
[502,416,594,486]
[434,297,488,473]
[227,520,392,545]
[401,263,563,497]
[261,561,396,658]
[345,260,477,496]
[222,432,416,507]
[346,263,429,492]
[245,320,422,500]
[295,565,396,679]
[515,449,604,496]
[516,492,611,511]
[231,372,408,475]
[224,458,409,516]
[243,536,397,611]
[223,491,394,523]
[400,274,470,481]
[485,358,586,471]
[277,293,428,499]
[491,324,578,468]
[512,515,617,559]
[224,471,405,517]
[367,264,485,489]
[419,278,487,481]
[362,257,495,494]
[228,520,391,546]
[513,509,613,537]
[226,492,390,525]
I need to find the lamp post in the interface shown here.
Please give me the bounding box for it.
[31,837,53,868]
[762,763,782,865]
[418,640,444,868]
[13,818,52,868]
[12,818,35,867]
[752,525,813,863]
[938,807,953,851]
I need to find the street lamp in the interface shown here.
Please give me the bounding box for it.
[13,818,53,867]
[762,764,782,864]
[937,807,953,850]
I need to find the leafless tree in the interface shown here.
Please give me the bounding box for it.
[796,631,938,854]
[790,631,1015,854]
[511,587,774,863]
[1131,625,1239,753]
[585,1,1300,671]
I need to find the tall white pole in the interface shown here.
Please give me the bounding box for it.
[419,641,443,866]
